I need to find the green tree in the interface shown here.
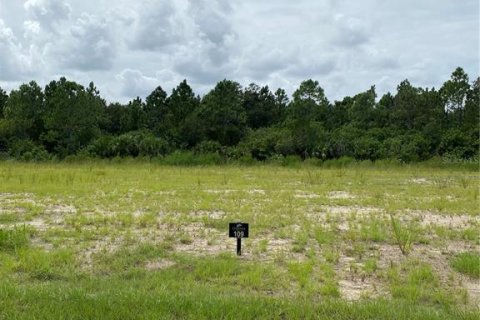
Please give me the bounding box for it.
[145,86,169,136]
[274,88,289,122]
[103,101,147,135]
[392,80,420,131]
[327,97,351,130]
[374,92,394,128]
[287,79,329,158]
[416,88,443,155]
[349,86,376,129]
[167,80,200,147]
[4,81,44,141]
[42,78,104,156]
[440,67,470,126]
[126,97,147,132]
[243,84,282,129]
[197,80,246,146]
[0,87,7,119]
[464,77,479,131]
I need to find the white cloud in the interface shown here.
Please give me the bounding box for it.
[24,0,70,31]
[0,19,41,80]
[188,0,235,46]
[331,14,371,47]
[23,20,40,38]
[128,1,182,51]
[51,13,116,71]
[0,0,477,102]
[116,68,159,98]
[0,19,20,79]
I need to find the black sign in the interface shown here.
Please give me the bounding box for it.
[229,222,249,238]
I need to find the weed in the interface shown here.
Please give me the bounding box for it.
[314,227,336,245]
[363,258,378,275]
[292,233,308,253]
[287,261,313,288]
[323,248,340,264]
[258,239,268,253]
[0,226,30,251]
[389,213,413,255]
[179,234,193,245]
[451,252,480,278]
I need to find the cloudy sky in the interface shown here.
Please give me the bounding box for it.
[0,0,478,103]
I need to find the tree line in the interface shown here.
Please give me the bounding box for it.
[0,67,478,163]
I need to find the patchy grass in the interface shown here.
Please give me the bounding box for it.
[451,252,480,279]
[0,161,479,318]
[0,226,31,251]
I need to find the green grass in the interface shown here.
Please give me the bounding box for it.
[0,161,479,318]
[451,252,480,279]
[0,226,31,251]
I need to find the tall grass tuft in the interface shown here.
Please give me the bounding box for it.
[451,252,480,278]
[0,226,30,251]
[389,213,412,255]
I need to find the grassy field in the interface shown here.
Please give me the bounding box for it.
[0,161,479,319]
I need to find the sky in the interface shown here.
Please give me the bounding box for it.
[0,0,478,103]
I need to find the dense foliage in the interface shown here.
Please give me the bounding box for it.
[0,67,478,162]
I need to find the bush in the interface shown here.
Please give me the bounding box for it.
[87,131,170,158]
[439,128,475,159]
[241,128,292,160]
[8,139,50,161]
[398,134,430,162]
[353,136,381,161]
[86,136,116,158]
[194,140,223,155]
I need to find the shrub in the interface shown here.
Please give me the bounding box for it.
[87,131,170,158]
[353,136,381,161]
[241,127,292,160]
[194,140,223,155]
[8,139,50,161]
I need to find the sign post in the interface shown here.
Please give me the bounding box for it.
[229,222,249,256]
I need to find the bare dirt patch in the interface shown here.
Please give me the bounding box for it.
[328,191,356,200]
[173,222,229,255]
[0,192,36,201]
[294,191,320,199]
[267,238,292,255]
[189,210,225,220]
[79,236,124,269]
[409,178,431,185]
[306,206,384,227]
[0,218,49,231]
[319,205,382,215]
[27,218,49,231]
[46,204,77,214]
[406,210,479,229]
[205,189,237,194]
[336,255,387,301]
[248,189,266,195]
[339,279,381,301]
[145,259,176,271]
